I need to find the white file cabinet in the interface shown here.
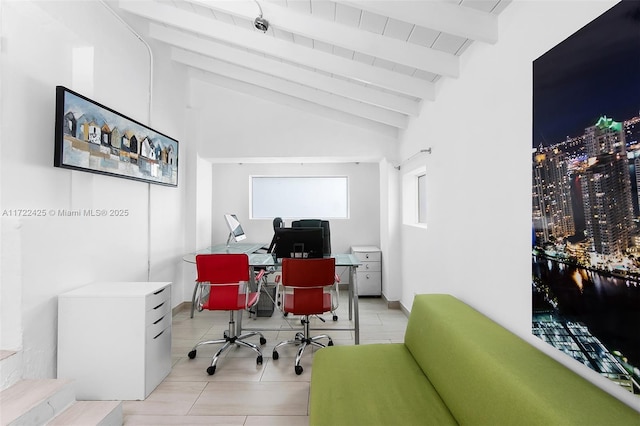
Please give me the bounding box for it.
[351,246,382,296]
[58,282,172,400]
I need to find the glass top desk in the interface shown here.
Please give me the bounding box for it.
[183,244,363,344]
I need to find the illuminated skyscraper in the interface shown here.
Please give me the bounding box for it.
[581,116,633,255]
[533,147,575,243]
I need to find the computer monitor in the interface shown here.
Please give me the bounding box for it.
[224,214,247,246]
[273,227,324,260]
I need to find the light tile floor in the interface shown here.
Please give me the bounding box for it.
[123,294,408,425]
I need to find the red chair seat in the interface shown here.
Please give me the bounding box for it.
[283,292,332,315]
[203,291,260,311]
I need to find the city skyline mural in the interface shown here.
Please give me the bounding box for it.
[532,0,640,396]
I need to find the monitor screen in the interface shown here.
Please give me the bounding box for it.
[273,227,324,260]
[224,214,247,243]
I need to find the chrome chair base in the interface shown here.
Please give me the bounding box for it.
[188,312,266,375]
[272,317,333,375]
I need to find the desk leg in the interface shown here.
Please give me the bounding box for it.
[190,282,198,319]
[348,277,353,321]
[237,266,257,336]
[351,265,360,345]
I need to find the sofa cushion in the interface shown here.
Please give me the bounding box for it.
[309,343,456,426]
[405,294,639,425]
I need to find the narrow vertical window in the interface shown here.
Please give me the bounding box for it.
[417,174,427,224]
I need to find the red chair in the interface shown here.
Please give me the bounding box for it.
[187,254,266,375]
[272,258,339,375]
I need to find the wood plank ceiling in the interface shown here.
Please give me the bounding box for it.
[115,0,511,134]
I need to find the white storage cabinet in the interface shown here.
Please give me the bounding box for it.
[351,246,382,296]
[58,282,172,400]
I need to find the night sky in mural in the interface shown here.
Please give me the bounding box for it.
[533,0,640,147]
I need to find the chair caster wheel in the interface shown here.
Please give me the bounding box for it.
[295,365,303,375]
[260,337,267,345]
[328,340,334,346]
[333,315,338,321]
[207,366,216,375]
[257,355,263,365]
[272,351,279,360]
[188,350,196,359]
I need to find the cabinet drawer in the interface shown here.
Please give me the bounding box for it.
[146,285,170,311]
[353,251,381,262]
[357,271,381,282]
[146,311,171,340]
[357,271,381,296]
[145,325,171,397]
[359,261,381,272]
[145,295,171,325]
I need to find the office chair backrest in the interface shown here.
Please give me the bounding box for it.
[281,258,336,314]
[291,219,331,255]
[195,254,250,310]
[267,217,284,253]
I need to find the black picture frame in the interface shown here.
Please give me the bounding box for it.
[54,86,179,187]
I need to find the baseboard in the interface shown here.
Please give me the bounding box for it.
[386,300,401,310]
[172,302,191,316]
[381,294,402,310]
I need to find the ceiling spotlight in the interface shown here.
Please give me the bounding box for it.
[254,16,269,32]
[253,0,269,32]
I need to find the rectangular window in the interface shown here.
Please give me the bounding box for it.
[251,176,349,219]
[402,166,427,227]
[418,174,427,223]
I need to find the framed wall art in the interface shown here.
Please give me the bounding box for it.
[54,86,178,187]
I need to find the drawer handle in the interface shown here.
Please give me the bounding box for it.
[153,329,166,339]
[153,288,165,295]
[365,254,370,259]
[365,264,370,269]
[153,302,165,310]
[153,315,165,325]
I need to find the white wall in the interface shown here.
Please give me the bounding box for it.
[0,0,188,380]
[190,79,398,163]
[379,159,401,301]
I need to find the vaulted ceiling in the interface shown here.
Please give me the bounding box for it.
[114,0,511,134]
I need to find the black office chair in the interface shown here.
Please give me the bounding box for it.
[291,219,331,256]
[266,217,284,253]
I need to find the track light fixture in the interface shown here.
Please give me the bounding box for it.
[253,0,269,32]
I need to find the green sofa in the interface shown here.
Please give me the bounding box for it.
[309,294,639,425]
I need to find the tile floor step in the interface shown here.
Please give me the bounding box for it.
[0,379,75,425]
[47,401,123,426]
[0,350,21,392]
